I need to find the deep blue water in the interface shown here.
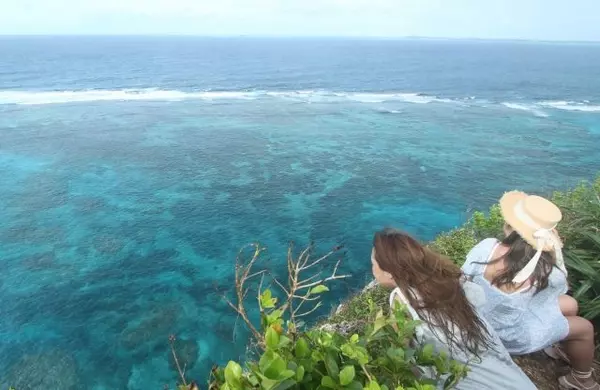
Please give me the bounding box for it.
[0,37,599,389]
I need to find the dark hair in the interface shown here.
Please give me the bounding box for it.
[485,229,555,293]
[373,228,492,357]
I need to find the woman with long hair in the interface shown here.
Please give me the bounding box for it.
[462,191,597,390]
[371,228,535,389]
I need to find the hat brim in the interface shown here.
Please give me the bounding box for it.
[499,191,561,252]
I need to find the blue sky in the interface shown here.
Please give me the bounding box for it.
[1,0,599,41]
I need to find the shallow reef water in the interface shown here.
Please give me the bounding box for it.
[1,37,600,388]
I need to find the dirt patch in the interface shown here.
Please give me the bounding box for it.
[515,352,599,390]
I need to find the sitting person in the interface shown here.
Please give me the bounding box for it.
[371,228,535,390]
[462,191,598,390]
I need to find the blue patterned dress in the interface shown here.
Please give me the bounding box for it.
[462,238,569,355]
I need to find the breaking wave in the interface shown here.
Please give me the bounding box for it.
[0,89,454,106]
[538,101,600,112]
[0,89,598,116]
[501,102,549,117]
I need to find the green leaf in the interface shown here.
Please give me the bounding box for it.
[309,284,330,295]
[296,365,305,382]
[371,310,387,335]
[324,352,340,378]
[279,369,296,380]
[261,289,277,309]
[321,376,337,388]
[386,347,405,361]
[273,379,296,390]
[339,365,355,386]
[248,375,260,386]
[259,352,287,380]
[295,337,310,358]
[350,334,359,343]
[365,381,381,390]
[258,376,278,390]
[266,309,284,325]
[224,361,243,389]
[266,327,280,350]
[278,335,292,349]
[421,344,434,360]
[347,381,364,390]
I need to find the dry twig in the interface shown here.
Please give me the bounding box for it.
[222,242,349,346]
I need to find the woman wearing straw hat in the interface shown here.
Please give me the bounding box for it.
[462,191,598,390]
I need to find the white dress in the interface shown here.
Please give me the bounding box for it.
[462,238,569,355]
[389,281,536,390]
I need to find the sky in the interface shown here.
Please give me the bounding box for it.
[1,0,599,41]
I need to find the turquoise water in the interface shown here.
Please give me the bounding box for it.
[0,37,600,388]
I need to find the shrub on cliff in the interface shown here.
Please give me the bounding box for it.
[201,244,467,390]
[429,204,503,266]
[553,177,600,324]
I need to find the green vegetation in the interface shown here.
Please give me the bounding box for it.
[169,176,600,389]
[429,204,503,267]
[201,244,467,390]
[210,294,466,390]
[553,177,600,323]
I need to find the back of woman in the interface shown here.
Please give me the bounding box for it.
[372,228,535,390]
[462,191,598,390]
[463,237,568,354]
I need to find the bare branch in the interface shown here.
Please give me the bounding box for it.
[223,240,350,350]
[297,260,350,290]
[292,294,320,301]
[297,274,350,290]
[295,302,323,318]
[224,295,262,342]
[168,335,187,386]
[267,272,290,296]
[247,270,267,280]
[300,272,322,284]
[298,245,313,269]
[299,249,338,271]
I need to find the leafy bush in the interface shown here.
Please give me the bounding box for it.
[204,244,467,390]
[210,292,467,390]
[468,204,504,241]
[326,284,390,329]
[553,177,600,323]
[429,228,477,267]
[429,204,503,266]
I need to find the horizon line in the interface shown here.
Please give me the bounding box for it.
[1,34,600,44]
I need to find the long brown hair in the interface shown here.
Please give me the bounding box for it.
[484,229,555,293]
[373,228,492,356]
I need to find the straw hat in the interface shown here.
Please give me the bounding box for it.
[499,191,565,283]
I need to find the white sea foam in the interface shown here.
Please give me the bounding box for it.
[538,101,600,112]
[2,89,598,114]
[347,92,449,104]
[0,89,258,105]
[0,89,452,106]
[502,102,549,117]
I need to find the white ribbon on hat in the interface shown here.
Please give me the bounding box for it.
[512,200,566,284]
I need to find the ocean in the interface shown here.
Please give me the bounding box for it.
[0,36,599,389]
